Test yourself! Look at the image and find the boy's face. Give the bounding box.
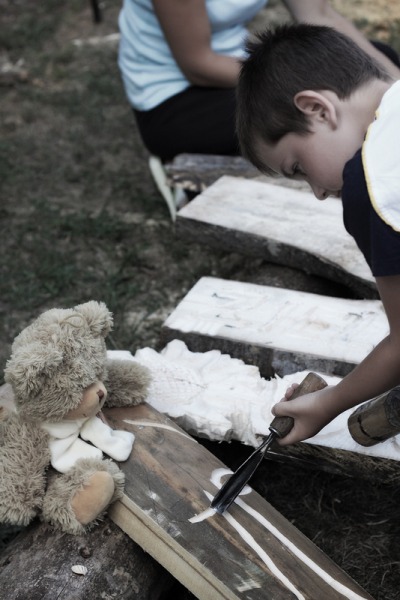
[255,89,364,200]
[256,124,359,200]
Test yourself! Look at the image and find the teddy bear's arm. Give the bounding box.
[104,359,151,408]
[0,414,50,526]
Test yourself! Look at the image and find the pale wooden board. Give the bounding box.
[176,176,376,298]
[160,276,387,378]
[106,403,374,600]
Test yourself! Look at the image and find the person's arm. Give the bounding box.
[272,274,400,445]
[152,0,241,87]
[283,0,400,80]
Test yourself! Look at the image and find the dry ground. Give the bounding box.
[1,1,400,599]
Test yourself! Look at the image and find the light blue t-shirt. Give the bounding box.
[118,0,267,111]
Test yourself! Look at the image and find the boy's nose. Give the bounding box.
[310,184,327,201]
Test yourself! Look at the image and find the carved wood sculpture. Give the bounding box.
[175,176,377,299]
[158,278,400,483]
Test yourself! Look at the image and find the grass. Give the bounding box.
[0,0,236,379]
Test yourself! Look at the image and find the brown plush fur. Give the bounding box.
[0,301,150,534]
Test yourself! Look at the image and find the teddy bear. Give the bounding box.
[0,300,150,534]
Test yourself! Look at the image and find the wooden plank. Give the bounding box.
[176,176,377,299]
[106,403,374,600]
[160,276,387,379]
[165,153,260,192]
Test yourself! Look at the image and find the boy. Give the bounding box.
[236,24,400,446]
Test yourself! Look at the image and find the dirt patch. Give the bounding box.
[1,2,400,599]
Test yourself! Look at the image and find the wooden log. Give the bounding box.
[263,438,400,484]
[348,387,400,446]
[105,403,374,600]
[0,517,175,600]
[160,276,387,379]
[165,153,260,192]
[176,176,377,299]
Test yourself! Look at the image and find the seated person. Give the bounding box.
[118,0,400,162]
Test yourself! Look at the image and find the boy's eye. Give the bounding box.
[292,163,305,178]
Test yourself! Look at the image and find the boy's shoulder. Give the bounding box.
[341,82,400,278]
[342,147,400,277]
[362,80,400,233]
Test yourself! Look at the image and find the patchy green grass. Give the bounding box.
[0,0,234,376]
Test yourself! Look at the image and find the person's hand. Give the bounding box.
[282,382,299,400]
[271,385,338,446]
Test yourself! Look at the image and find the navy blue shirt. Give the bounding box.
[342,149,400,277]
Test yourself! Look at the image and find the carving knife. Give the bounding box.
[210,372,328,515]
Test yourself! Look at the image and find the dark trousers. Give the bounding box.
[134,86,239,162]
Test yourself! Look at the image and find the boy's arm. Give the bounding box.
[283,0,400,80]
[272,274,400,445]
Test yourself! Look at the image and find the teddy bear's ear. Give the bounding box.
[4,342,63,399]
[74,301,113,337]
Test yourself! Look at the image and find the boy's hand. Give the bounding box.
[271,385,338,445]
[283,382,299,400]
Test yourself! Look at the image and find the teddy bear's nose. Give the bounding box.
[97,388,105,400]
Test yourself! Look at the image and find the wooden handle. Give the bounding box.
[269,372,328,438]
[348,387,400,446]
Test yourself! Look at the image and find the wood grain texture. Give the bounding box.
[160,276,387,378]
[176,177,377,299]
[106,403,374,600]
[0,518,174,600]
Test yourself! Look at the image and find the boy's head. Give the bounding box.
[237,24,390,198]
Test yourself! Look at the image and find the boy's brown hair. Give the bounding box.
[236,24,389,174]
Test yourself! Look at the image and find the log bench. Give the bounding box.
[0,516,176,600]
[175,176,376,299]
[165,153,260,194]
[0,398,375,600]
[160,276,386,380]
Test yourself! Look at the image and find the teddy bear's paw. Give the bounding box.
[71,471,115,526]
[105,359,151,407]
[0,405,10,422]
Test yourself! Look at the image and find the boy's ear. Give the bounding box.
[294,90,337,128]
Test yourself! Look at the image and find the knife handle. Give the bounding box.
[348,386,400,446]
[269,372,328,438]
